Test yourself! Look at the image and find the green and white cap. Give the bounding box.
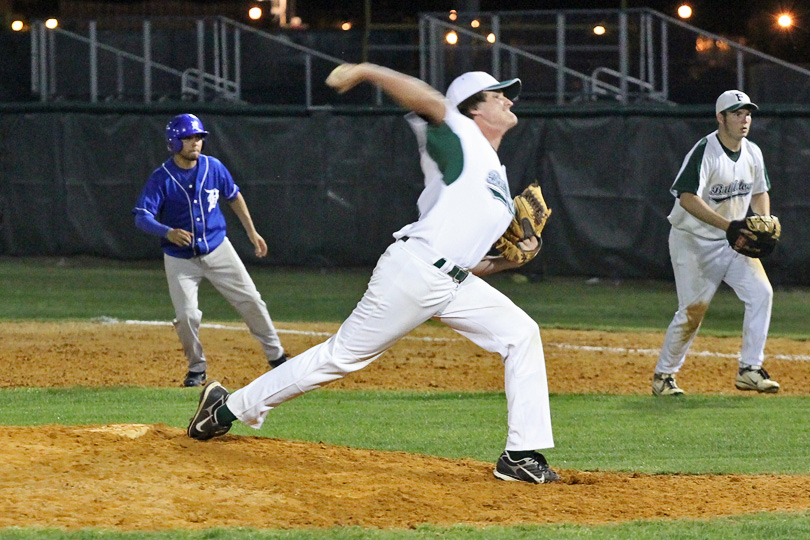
[446,72,521,108]
[715,90,758,114]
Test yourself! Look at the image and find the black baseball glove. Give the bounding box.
[725,215,781,258]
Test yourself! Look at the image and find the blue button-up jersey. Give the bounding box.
[133,155,240,258]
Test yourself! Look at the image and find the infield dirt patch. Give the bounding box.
[1,321,809,530]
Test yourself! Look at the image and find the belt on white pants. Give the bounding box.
[398,236,469,283]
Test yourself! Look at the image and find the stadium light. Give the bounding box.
[778,13,794,29]
[593,24,606,36]
[486,33,496,43]
[446,31,458,45]
[677,4,693,19]
[11,20,24,31]
[45,18,58,29]
[248,7,262,20]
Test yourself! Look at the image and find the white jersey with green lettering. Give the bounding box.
[656,129,774,375]
[667,130,770,240]
[394,106,514,269]
[225,102,555,453]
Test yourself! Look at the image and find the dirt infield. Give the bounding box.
[2,320,810,530]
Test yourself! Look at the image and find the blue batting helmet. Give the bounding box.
[165,113,209,153]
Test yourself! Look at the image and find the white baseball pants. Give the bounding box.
[164,237,284,373]
[656,227,773,374]
[226,238,555,451]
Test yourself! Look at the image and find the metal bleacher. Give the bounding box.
[28,8,810,107]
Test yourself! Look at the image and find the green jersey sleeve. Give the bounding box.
[426,122,465,186]
[670,137,708,196]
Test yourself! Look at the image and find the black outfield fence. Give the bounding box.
[1,102,807,284]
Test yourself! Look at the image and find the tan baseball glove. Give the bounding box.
[494,183,552,265]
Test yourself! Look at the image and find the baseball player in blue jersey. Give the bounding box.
[133,113,287,387]
[186,64,560,484]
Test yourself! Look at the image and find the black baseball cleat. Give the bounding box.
[494,451,560,484]
[187,381,232,440]
[268,353,288,369]
[183,370,206,387]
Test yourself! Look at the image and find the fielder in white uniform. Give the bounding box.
[652,90,779,396]
[133,114,287,387]
[187,64,560,484]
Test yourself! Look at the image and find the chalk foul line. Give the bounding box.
[103,318,810,362]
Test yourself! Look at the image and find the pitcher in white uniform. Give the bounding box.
[652,90,779,396]
[187,63,560,484]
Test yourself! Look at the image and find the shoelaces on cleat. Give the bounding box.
[743,367,770,380]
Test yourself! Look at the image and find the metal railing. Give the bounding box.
[32,20,185,103]
[181,68,242,103]
[419,12,668,105]
[420,8,810,105]
[219,17,345,106]
[29,16,346,106]
[28,9,810,107]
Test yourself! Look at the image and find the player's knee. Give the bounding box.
[502,319,544,374]
[174,309,202,327]
[750,280,773,308]
[675,301,708,331]
[510,313,542,351]
[762,280,773,299]
[323,340,375,375]
[232,297,266,315]
[516,311,540,337]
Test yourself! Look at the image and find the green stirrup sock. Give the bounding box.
[215,404,237,425]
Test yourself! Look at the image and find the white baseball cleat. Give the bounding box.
[735,366,780,393]
[652,373,685,396]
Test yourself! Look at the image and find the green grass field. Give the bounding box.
[2,256,809,338]
[3,516,810,540]
[2,257,809,539]
[2,388,809,475]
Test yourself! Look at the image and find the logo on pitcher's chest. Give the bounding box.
[709,180,751,203]
[485,170,513,211]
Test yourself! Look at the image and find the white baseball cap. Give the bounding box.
[446,72,521,107]
[715,90,758,114]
